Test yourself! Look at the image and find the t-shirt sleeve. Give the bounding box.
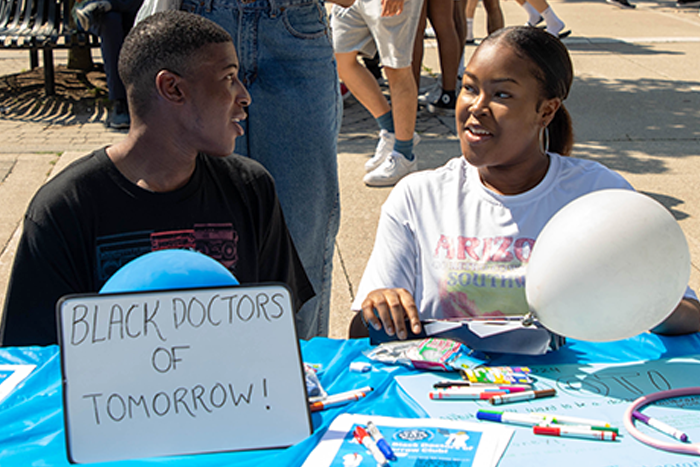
[352,184,419,311]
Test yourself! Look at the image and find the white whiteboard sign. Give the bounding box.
[57,284,311,464]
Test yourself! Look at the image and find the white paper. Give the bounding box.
[466,321,528,338]
[424,321,463,335]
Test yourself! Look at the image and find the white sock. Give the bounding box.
[542,7,565,35]
[522,2,542,26]
[466,18,474,42]
[458,52,465,79]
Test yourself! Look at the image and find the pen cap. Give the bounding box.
[476,411,502,423]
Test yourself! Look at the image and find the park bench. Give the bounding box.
[0,0,99,95]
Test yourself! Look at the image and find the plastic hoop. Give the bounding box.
[623,387,700,456]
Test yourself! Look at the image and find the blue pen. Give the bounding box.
[367,421,396,460]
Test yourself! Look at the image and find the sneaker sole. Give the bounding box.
[363,174,411,187]
[605,0,635,8]
[109,122,130,130]
[676,0,700,6]
[363,165,417,187]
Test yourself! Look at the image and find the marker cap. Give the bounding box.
[534,426,559,436]
[476,411,502,423]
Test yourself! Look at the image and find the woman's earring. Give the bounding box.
[540,126,550,154]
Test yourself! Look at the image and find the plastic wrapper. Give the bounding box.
[304,363,327,401]
[363,337,489,371]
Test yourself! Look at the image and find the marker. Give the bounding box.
[477,410,619,433]
[632,410,689,442]
[433,381,532,389]
[433,383,529,393]
[529,412,612,428]
[309,386,373,412]
[435,387,510,394]
[477,409,548,427]
[353,426,388,465]
[534,426,617,441]
[367,421,396,460]
[430,390,508,400]
[489,388,556,405]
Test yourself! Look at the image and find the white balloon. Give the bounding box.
[526,189,690,342]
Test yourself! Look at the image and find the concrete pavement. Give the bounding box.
[0,0,699,339]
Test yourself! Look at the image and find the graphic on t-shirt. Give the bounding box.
[434,235,534,318]
[96,223,240,285]
[96,231,153,282]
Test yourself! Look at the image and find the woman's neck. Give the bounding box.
[478,152,551,196]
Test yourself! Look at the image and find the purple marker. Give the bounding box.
[632,410,689,443]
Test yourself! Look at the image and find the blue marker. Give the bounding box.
[367,421,396,460]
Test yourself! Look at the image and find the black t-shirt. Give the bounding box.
[0,149,314,346]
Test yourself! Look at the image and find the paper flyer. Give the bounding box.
[302,413,513,467]
[0,364,35,404]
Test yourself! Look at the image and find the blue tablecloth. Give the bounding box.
[1,334,699,466]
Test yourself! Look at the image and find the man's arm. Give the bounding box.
[252,172,314,313]
[651,298,700,335]
[1,215,89,347]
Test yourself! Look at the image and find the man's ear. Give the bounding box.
[155,70,186,104]
[540,97,562,128]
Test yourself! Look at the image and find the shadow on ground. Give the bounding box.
[0,65,110,125]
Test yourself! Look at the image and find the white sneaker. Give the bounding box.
[365,129,395,173]
[365,131,421,173]
[418,80,442,106]
[363,150,417,187]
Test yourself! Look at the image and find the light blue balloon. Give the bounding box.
[100,249,239,294]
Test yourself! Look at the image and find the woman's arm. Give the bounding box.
[651,298,700,335]
[361,288,422,340]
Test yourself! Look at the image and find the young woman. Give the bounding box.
[351,26,700,340]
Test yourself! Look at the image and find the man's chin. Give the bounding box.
[206,142,237,157]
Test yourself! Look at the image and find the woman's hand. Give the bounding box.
[380,0,404,16]
[326,0,356,7]
[361,288,422,340]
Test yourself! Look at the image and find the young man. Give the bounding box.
[0,11,313,347]
[332,0,424,187]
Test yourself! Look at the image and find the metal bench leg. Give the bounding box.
[30,49,39,69]
[42,47,55,96]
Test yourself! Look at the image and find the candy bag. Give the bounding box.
[363,338,488,371]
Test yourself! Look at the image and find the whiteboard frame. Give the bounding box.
[57,283,312,464]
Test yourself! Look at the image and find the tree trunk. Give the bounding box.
[68,47,94,71]
[66,0,95,71]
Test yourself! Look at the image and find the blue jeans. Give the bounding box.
[182,0,342,339]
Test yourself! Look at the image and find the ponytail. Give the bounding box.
[548,104,573,156]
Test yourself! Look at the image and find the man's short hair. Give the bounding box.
[118,11,233,116]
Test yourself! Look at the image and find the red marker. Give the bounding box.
[353,426,388,465]
[534,426,617,441]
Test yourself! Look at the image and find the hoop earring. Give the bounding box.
[540,126,550,155]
